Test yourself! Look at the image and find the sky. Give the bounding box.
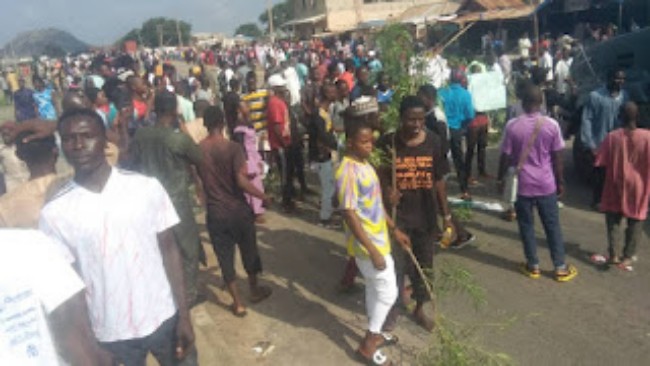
[0,0,283,47]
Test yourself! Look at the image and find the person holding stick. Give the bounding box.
[336,117,410,366]
[377,96,454,331]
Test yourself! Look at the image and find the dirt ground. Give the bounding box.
[1,98,649,365]
[183,140,650,366]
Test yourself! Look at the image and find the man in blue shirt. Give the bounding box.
[581,69,627,208]
[439,69,475,200]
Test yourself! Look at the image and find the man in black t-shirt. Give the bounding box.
[378,96,474,332]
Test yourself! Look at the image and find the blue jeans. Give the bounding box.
[514,194,566,269]
[100,314,198,366]
[316,160,335,221]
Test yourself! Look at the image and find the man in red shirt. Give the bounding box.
[266,74,294,211]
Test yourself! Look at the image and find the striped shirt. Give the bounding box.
[242,89,269,132]
[336,156,390,258]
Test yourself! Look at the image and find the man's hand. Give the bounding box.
[557,183,565,198]
[393,228,411,250]
[370,250,386,271]
[2,119,57,143]
[175,315,195,360]
[388,188,402,208]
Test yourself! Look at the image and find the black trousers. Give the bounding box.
[592,166,606,206]
[465,124,488,177]
[206,213,262,284]
[393,229,435,303]
[272,148,292,205]
[286,143,307,196]
[450,128,468,193]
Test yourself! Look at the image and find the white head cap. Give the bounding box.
[268,74,287,88]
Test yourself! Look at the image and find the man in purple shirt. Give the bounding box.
[497,85,577,282]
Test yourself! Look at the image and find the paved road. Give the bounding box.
[185,142,650,366]
[1,100,648,365]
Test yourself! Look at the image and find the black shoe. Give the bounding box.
[450,234,476,249]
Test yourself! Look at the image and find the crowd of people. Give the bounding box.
[1,29,649,366]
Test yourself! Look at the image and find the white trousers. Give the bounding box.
[355,255,398,333]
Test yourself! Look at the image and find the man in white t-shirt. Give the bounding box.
[39,109,197,366]
[539,46,554,82]
[554,48,573,97]
[0,229,111,366]
[518,33,532,59]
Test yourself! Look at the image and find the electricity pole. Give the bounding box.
[267,0,275,42]
[157,24,164,48]
[176,20,183,47]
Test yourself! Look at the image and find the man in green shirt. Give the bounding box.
[128,91,203,306]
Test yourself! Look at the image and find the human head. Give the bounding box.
[399,95,426,137]
[127,75,147,95]
[245,71,257,92]
[356,66,370,85]
[15,131,58,170]
[203,105,226,132]
[450,68,464,84]
[268,74,287,96]
[417,84,438,111]
[621,101,638,128]
[321,82,337,103]
[521,85,543,113]
[86,87,108,107]
[194,99,210,119]
[154,91,178,117]
[344,59,355,73]
[62,90,92,111]
[98,63,112,78]
[32,76,45,91]
[345,120,373,160]
[57,109,107,175]
[607,69,625,93]
[335,79,349,99]
[229,78,241,93]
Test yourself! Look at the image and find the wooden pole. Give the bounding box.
[436,22,475,54]
[534,1,540,60]
[176,20,183,48]
[267,0,275,42]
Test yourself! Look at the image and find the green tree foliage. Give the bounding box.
[258,1,294,30]
[234,23,264,38]
[120,17,191,47]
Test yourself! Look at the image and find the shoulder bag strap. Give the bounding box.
[516,117,545,173]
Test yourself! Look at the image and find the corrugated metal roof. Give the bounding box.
[450,4,536,23]
[398,1,462,24]
[472,0,528,10]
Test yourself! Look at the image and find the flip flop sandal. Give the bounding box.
[377,333,399,348]
[589,254,608,265]
[230,304,248,318]
[356,349,393,366]
[616,262,634,272]
[519,263,541,279]
[555,265,578,282]
[250,286,272,304]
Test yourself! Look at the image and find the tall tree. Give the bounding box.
[119,17,191,47]
[234,23,263,38]
[259,1,294,31]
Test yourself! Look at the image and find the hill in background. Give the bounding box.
[1,28,89,58]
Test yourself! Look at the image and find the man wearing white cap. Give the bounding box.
[266,74,294,211]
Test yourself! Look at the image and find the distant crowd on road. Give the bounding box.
[1,27,649,366]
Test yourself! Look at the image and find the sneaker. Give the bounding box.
[520,263,541,279]
[554,264,578,282]
[449,234,476,249]
[318,220,341,229]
